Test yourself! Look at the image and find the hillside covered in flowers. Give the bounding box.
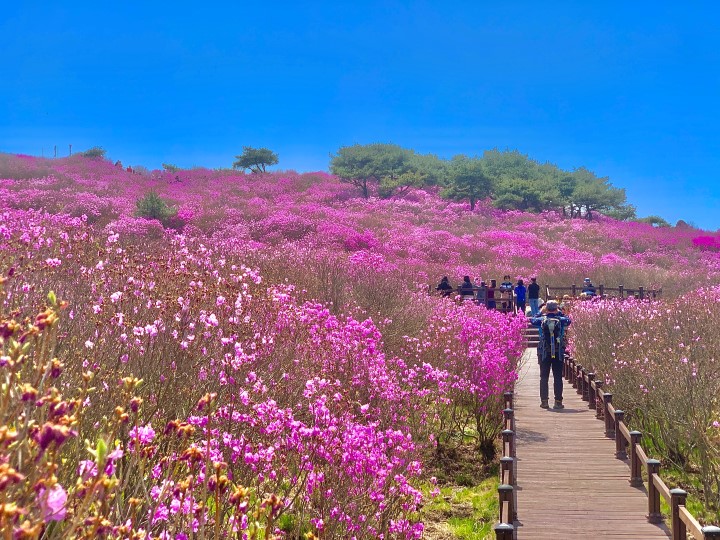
[2,153,719,296]
[1,152,719,538]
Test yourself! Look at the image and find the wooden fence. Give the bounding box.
[494,391,517,539]
[546,284,662,300]
[435,286,518,313]
[563,356,720,540]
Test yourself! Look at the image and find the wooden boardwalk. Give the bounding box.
[513,349,671,539]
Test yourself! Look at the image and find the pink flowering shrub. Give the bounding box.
[569,295,720,511]
[0,207,523,538]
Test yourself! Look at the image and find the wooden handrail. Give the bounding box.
[563,354,720,537]
[679,506,705,540]
[546,283,662,300]
[653,473,672,504]
[619,421,632,444]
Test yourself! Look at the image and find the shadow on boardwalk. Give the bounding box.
[513,349,671,539]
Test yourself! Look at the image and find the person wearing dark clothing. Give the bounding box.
[528,277,541,316]
[499,276,513,292]
[486,279,497,309]
[436,276,453,297]
[460,275,474,301]
[581,277,597,297]
[515,279,527,315]
[530,300,571,409]
[436,276,454,297]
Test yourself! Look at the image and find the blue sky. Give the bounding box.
[2,2,719,228]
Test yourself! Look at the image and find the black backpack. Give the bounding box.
[540,316,562,360]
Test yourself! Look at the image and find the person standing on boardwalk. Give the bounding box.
[528,277,541,315]
[530,300,571,409]
[515,279,527,315]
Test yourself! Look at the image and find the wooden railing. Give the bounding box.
[546,284,662,300]
[563,356,720,540]
[436,286,517,313]
[494,391,517,539]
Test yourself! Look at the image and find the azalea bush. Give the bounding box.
[0,207,523,538]
[569,296,720,512]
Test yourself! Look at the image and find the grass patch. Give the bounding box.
[658,467,720,525]
[420,478,498,540]
[418,442,500,540]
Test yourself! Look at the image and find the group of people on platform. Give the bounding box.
[436,275,543,315]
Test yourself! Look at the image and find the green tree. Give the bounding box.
[80,146,106,159]
[570,168,628,219]
[440,155,492,210]
[480,149,561,212]
[604,203,637,221]
[330,143,420,198]
[378,151,447,197]
[233,147,279,173]
[162,163,180,173]
[636,215,671,227]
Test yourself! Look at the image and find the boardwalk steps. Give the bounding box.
[521,323,539,347]
[509,349,672,539]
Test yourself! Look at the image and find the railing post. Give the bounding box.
[670,488,687,540]
[595,381,603,418]
[614,410,627,459]
[603,393,614,437]
[503,408,514,433]
[498,484,514,525]
[577,366,585,396]
[599,284,605,297]
[571,362,578,388]
[500,456,515,487]
[647,459,662,523]
[571,284,577,296]
[587,373,596,409]
[702,526,720,538]
[582,369,590,401]
[503,392,514,410]
[618,284,624,298]
[493,523,514,540]
[630,431,643,487]
[502,429,515,459]
[639,286,645,300]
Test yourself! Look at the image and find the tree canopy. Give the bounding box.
[329,143,649,222]
[330,143,444,198]
[440,155,491,210]
[233,147,279,173]
[80,146,107,159]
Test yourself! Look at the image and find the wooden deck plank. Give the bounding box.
[513,349,670,539]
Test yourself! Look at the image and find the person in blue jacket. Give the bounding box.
[514,279,527,315]
[530,300,571,409]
